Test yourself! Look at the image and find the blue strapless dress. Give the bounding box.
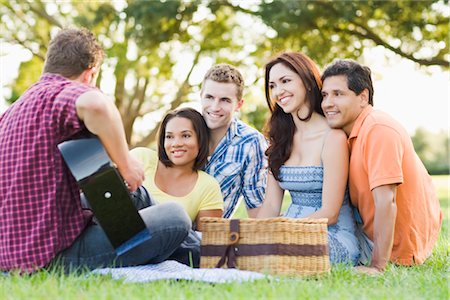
[280,166,360,265]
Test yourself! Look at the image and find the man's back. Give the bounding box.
[0,74,93,271]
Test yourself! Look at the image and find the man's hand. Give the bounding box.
[76,90,145,192]
[117,155,144,192]
[354,265,383,275]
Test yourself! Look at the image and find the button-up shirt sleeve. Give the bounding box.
[205,119,268,218]
[241,133,268,210]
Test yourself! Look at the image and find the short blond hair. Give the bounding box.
[202,63,244,100]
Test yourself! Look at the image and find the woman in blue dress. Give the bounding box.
[257,52,359,265]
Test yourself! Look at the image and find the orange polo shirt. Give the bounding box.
[348,106,442,265]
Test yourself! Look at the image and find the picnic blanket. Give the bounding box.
[90,260,268,283]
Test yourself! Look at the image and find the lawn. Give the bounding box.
[1,176,448,300]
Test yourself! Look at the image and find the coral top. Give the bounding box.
[348,106,442,265]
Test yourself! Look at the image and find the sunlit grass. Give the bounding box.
[0,176,448,300]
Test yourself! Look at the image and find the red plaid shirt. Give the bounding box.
[0,73,94,272]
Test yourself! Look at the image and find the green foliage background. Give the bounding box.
[1,0,448,173]
[412,128,449,174]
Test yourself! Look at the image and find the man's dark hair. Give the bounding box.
[158,107,210,171]
[43,28,104,78]
[321,59,374,105]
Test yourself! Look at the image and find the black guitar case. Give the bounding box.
[58,137,151,256]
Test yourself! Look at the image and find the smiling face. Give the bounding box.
[164,116,200,168]
[321,75,368,135]
[200,79,243,137]
[268,62,308,116]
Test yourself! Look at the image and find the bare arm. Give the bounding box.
[76,90,144,191]
[256,172,285,218]
[308,130,349,224]
[247,207,261,218]
[195,209,223,231]
[370,184,397,271]
[355,184,397,275]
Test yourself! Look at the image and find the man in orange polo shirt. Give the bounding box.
[320,59,442,274]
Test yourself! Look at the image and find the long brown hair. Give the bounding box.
[264,52,323,180]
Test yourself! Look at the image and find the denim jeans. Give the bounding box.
[51,187,191,272]
[353,206,374,265]
[130,186,202,268]
[130,186,201,268]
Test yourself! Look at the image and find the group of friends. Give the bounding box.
[0,28,442,275]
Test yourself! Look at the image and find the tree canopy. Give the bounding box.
[252,0,448,67]
[1,0,448,146]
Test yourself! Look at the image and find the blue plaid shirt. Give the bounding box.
[204,118,268,218]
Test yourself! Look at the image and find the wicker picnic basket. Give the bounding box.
[199,217,330,276]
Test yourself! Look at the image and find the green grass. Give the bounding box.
[1,176,448,300]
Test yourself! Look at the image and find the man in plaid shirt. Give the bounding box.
[0,28,190,272]
[200,64,268,218]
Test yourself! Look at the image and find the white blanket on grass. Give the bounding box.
[91,260,268,283]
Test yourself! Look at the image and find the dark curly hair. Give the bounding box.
[264,52,323,180]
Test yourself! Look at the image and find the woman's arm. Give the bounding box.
[308,129,349,224]
[195,209,223,231]
[256,172,285,218]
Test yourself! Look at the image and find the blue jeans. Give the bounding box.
[130,186,201,268]
[51,187,191,272]
[353,207,374,265]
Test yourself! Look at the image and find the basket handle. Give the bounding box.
[215,219,240,268]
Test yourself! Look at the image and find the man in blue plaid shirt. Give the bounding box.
[200,64,268,218]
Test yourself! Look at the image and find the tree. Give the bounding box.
[1,0,448,147]
[1,0,263,146]
[411,127,430,161]
[1,0,55,101]
[238,0,449,67]
[427,130,450,175]
[412,127,450,175]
